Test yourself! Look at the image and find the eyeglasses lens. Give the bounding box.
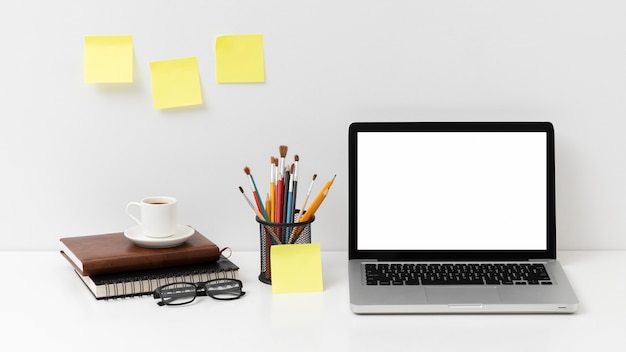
[205,280,243,300]
[158,283,197,305]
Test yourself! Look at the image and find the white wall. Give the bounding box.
[2,1,625,251]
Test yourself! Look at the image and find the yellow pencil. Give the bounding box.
[265,193,271,224]
[289,175,335,243]
[269,157,276,222]
[299,189,328,223]
[300,174,335,221]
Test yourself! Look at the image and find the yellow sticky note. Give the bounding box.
[215,34,265,83]
[149,57,203,109]
[84,35,133,83]
[270,243,323,294]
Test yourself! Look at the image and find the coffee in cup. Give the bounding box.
[126,196,177,238]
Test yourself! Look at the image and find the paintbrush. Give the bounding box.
[283,163,291,221]
[289,174,335,243]
[238,186,281,244]
[290,154,299,223]
[300,174,334,223]
[297,173,317,221]
[278,145,288,178]
[286,164,295,223]
[275,145,288,224]
[244,166,269,221]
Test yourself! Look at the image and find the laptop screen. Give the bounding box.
[348,122,556,261]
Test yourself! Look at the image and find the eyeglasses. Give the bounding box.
[153,279,245,306]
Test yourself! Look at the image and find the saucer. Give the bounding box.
[124,225,195,248]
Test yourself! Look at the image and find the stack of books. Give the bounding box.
[60,229,239,299]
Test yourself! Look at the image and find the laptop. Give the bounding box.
[348,121,579,314]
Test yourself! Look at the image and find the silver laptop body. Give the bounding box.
[348,121,578,314]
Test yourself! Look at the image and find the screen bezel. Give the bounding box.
[348,121,557,261]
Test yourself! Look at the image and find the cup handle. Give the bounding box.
[126,202,142,226]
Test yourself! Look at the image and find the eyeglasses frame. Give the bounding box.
[154,278,246,306]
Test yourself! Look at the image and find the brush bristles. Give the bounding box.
[244,166,251,175]
[294,154,299,162]
[313,174,317,180]
[279,145,288,157]
[239,186,245,193]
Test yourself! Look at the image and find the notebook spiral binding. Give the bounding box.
[80,257,240,300]
[101,269,238,300]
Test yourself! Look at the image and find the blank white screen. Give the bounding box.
[357,132,547,250]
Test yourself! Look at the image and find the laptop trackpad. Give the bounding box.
[426,287,501,304]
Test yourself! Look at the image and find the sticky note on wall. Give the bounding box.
[149,57,203,109]
[270,243,323,294]
[215,34,265,83]
[84,35,133,83]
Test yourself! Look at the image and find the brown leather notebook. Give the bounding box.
[60,230,221,276]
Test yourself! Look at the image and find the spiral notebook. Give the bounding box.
[75,256,239,299]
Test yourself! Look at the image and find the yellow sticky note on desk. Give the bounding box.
[215,34,265,83]
[270,243,323,294]
[84,35,133,83]
[149,57,203,109]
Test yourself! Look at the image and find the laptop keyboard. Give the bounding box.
[364,262,553,286]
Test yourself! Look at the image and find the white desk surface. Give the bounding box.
[2,250,624,351]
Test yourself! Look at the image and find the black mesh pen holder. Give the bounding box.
[256,211,314,284]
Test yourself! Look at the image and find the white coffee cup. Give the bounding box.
[126,196,177,238]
